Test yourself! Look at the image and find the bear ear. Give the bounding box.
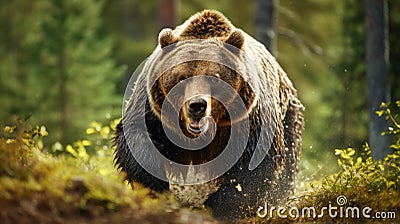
[225,29,245,50]
[158,28,178,48]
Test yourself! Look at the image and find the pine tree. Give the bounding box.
[0,1,41,121]
[16,0,123,143]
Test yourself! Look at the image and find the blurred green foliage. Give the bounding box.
[0,0,124,144]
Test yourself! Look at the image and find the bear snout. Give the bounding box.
[184,97,211,135]
[187,98,207,117]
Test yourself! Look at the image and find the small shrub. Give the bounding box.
[293,101,400,222]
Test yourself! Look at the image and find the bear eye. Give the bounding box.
[210,73,220,84]
[177,76,186,83]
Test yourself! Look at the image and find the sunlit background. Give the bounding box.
[1,0,399,179]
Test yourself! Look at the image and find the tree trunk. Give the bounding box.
[157,0,178,31]
[57,0,68,143]
[365,0,391,160]
[254,0,278,55]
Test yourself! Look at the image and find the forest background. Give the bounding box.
[1,0,399,178]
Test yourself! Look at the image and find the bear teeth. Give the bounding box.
[187,117,209,134]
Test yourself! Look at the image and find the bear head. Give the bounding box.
[147,28,258,138]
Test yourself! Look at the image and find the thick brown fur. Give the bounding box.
[176,10,233,39]
[114,10,304,220]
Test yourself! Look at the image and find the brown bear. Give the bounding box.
[114,10,303,220]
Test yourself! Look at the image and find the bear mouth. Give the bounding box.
[187,116,210,135]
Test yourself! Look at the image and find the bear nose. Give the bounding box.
[188,98,207,116]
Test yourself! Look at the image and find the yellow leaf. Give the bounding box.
[101,126,110,135]
[90,121,102,127]
[82,140,91,146]
[66,145,78,157]
[39,126,48,136]
[6,139,15,144]
[86,128,96,134]
[4,126,16,134]
[110,118,121,130]
[375,110,384,117]
[386,181,395,188]
[77,147,89,161]
[52,142,63,152]
[347,148,355,156]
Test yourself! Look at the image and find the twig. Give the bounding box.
[278,27,324,56]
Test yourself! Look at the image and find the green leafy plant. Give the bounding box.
[293,101,400,222]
